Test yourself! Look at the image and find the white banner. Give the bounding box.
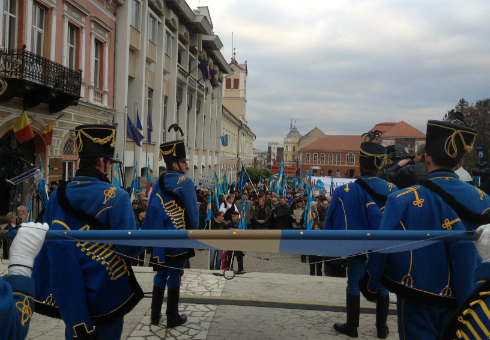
[310,176,356,196]
[198,175,215,191]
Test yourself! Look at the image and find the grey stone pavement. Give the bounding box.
[1,251,400,340]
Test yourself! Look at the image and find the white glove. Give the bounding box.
[8,222,49,277]
[474,224,490,264]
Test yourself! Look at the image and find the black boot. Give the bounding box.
[166,287,187,328]
[151,285,165,325]
[333,293,360,338]
[376,295,390,339]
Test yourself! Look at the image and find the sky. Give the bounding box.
[188,0,490,151]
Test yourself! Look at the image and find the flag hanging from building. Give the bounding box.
[213,70,218,88]
[13,111,34,144]
[130,162,138,201]
[127,115,145,147]
[209,70,216,89]
[220,135,229,147]
[198,60,210,82]
[136,111,143,133]
[38,155,48,208]
[42,114,64,146]
[146,158,152,197]
[148,112,153,144]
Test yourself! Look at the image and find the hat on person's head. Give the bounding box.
[141,197,149,201]
[426,114,477,162]
[51,181,58,186]
[132,200,138,205]
[359,130,387,170]
[74,124,120,163]
[159,124,189,164]
[231,211,240,216]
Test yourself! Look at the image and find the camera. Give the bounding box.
[472,163,490,177]
[386,145,415,163]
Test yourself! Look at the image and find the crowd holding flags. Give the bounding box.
[273,161,285,196]
[238,163,249,195]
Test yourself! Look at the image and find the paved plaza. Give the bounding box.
[1,251,399,340]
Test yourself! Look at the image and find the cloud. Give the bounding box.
[190,0,490,150]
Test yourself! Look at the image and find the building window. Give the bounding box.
[313,153,318,162]
[336,170,340,178]
[147,89,153,132]
[234,78,239,89]
[346,152,355,163]
[67,24,77,70]
[131,0,139,29]
[313,169,317,176]
[320,154,325,162]
[320,169,324,176]
[148,16,156,43]
[32,4,45,56]
[293,146,296,152]
[177,51,182,65]
[226,78,231,89]
[292,155,296,161]
[328,154,333,163]
[336,154,341,163]
[306,153,310,162]
[93,40,101,88]
[3,0,17,50]
[165,33,171,56]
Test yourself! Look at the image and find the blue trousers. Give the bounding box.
[396,297,454,340]
[65,318,123,340]
[153,260,185,289]
[347,257,388,296]
[209,249,223,270]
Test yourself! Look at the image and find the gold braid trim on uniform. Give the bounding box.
[360,148,387,169]
[388,182,395,191]
[157,193,186,230]
[426,122,476,158]
[103,187,117,204]
[75,242,129,280]
[397,187,424,208]
[74,127,116,153]
[14,293,33,326]
[159,143,177,160]
[476,187,486,201]
[442,218,461,230]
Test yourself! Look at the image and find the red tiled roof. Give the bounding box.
[302,136,364,151]
[373,121,425,138]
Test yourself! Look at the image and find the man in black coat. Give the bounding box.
[224,211,245,273]
[274,197,291,230]
[378,143,427,189]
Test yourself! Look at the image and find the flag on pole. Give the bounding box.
[13,111,34,144]
[113,162,123,188]
[136,111,143,133]
[258,177,262,192]
[26,196,33,222]
[274,161,285,196]
[214,171,223,198]
[220,135,229,147]
[209,70,216,89]
[212,180,220,210]
[38,155,48,208]
[148,112,153,144]
[204,189,214,226]
[127,115,145,147]
[42,114,64,146]
[198,60,210,81]
[146,158,152,197]
[239,163,249,196]
[129,162,138,201]
[238,198,247,230]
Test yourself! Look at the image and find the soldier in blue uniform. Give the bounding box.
[142,124,198,328]
[1,222,48,340]
[325,130,397,339]
[440,224,490,340]
[32,124,146,340]
[360,119,490,340]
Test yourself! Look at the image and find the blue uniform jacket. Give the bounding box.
[440,262,490,340]
[32,176,145,338]
[142,170,198,268]
[361,172,489,309]
[0,275,34,340]
[325,176,398,231]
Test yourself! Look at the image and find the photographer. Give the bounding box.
[379,143,427,189]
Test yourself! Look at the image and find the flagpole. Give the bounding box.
[122,106,127,188]
[247,177,258,195]
[146,110,148,193]
[134,103,138,190]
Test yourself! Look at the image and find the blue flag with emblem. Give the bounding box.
[113,155,123,188]
[258,177,262,192]
[147,112,153,144]
[239,163,249,196]
[38,155,48,208]
[220,135,229,147]
[136,110,143,133]
[204,189,214,227]
[304,180,315,230]
[212,180,220,211]
[238,197,247,230]
[315,179,325,193]
[129,162,138,201]
[214,171,223,198]
[127,115,144,147]
[274,161,284,196]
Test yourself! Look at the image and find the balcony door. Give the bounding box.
[32,4,45,56]
[3,0,17,50]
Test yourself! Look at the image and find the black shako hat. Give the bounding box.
[359,130,387,170]
[74,124,120,163]
[160,124,189,164]
[426,120,477,162]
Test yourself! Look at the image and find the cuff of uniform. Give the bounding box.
[2,274,35,297]
[474,262,490,284]
[359,271,380,302]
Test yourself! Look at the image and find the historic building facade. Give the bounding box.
[0,0,119,216]
[113,1,232,186]
[284,121,300,167]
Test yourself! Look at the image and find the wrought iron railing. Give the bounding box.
[177,64,188,78]
[0,45,82,97]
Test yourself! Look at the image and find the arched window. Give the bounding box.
[336,154,341,163]
[328,154,333,163]
[313,153,318,162]
[346,152,355,163]
[320,154,325,162]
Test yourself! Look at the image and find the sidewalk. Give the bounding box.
[0,259,399,340]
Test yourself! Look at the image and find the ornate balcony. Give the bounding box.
[0,45,82,113]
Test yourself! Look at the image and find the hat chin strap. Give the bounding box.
[177,162,185,174]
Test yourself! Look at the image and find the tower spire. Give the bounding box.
[290,119,293,130]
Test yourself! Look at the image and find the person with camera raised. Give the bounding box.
[379,143,427,189]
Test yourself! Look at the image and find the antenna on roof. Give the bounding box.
[231,32,234,61]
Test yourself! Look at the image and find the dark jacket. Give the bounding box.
[253,205,272,227]
[379,158,427,189]
[317,206,328,224]
[274,203,291,230]
[210,219,226,230]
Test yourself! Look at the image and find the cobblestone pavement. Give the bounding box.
[1,251,400,340]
